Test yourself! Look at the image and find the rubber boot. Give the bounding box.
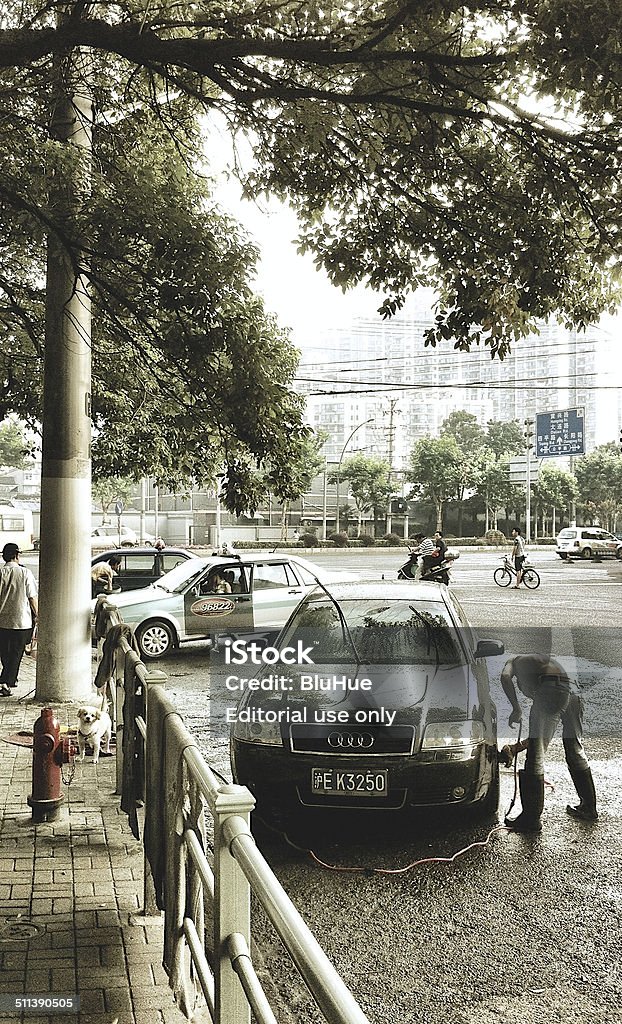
[505,770,544,833]
[566,766,598,822]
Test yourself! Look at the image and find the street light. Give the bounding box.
[335,419,374,534]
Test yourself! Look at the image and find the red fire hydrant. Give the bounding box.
[27,708,75,823]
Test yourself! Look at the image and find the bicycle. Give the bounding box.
[493,555,540,589]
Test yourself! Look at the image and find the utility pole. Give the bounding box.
[524,418,534,544]
[384,399,400,534]
[36,45,93,701]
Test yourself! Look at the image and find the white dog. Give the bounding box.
[76,705,112,764]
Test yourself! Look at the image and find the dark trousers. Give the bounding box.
[0,627,32,687]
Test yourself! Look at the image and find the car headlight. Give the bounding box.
[230,702,284,746]
[421,720,484,750]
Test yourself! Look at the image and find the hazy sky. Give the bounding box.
[210,124,386,351]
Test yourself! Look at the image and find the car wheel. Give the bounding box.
[136,620,175,658]
[121,541,134,547]
[581,547,592,560]
[617,549,622,561]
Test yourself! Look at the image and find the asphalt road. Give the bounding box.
[158,547,622,1024]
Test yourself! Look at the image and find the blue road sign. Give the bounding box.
[536,408,585,458]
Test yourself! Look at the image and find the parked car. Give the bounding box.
[91,525,155,549]
[555,526,622,560]
[229,580,504,828]
[94,551,357,659]
[91,547,198,591]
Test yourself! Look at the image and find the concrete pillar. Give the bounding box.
[36,69,93,702]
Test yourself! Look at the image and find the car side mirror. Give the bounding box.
[474,639,505,659]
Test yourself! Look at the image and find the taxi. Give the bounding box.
[95,549,355,658]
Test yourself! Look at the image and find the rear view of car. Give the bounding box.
[556,526,621,560]
[228,581,503,829]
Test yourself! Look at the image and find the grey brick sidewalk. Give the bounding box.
[0,658,192,1024]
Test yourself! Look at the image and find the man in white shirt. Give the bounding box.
[0,543,38,695]
[511,526,526,588]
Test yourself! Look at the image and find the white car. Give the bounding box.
[556,526,622,560]
[91,525,155,549]
[95,551,357,658]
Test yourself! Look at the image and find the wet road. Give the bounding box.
[158,548,621,1024]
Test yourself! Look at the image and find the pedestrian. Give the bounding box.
[433,530,447,561]
[510,525,526,588]
[0,543,38,696]
[154,537,165,551]
[501,653,598,832]
[292,529,300,543]
[91,555,123,598]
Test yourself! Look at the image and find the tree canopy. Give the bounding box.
[0,419,31,470]
[2,0,621,355]
[2,1,622,511]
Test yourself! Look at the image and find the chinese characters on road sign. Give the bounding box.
[536,408,585,458]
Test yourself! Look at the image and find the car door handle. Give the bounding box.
[288,588,303,594]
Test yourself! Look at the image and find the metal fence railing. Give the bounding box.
[93,597,372,1024]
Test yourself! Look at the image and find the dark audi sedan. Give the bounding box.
[229,581,504,827]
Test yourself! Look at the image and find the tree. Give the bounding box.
[484,421,525,460]
[328,455,392,537]
[440,412,485,535]
[532,466,578,537]
[92,477,136,524]
[473,453,522,533]
[1,2,622,361]
[0,102,312,513]
[278,430,327,540]
[573,445,622,531]
[0,419,31,470]
[407,437,463,533]
[472,421,527,531]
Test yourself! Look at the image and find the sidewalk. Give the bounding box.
[0,657,189,1024]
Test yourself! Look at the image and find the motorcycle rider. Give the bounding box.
[434,530,447,561]
[501,653,598,833]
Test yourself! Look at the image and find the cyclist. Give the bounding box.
[510,526,526,588]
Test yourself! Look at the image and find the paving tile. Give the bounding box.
[0,694,190,1024]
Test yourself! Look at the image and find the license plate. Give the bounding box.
[311,768,388,796]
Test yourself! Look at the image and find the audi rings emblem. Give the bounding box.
[327,731,374,749]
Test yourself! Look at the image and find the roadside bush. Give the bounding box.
[379,533,404,546]
[357,533,376,546]
[328,531,350,547]
[483,529,507,545]
[301,533,318,548]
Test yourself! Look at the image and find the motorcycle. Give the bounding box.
[397,548,459,586]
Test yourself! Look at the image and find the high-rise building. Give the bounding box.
[297,293,620,467]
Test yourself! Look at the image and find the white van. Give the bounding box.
[0,506,34,551]
[556,526,622,560]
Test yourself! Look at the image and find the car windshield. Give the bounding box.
[280,597,466,666]
[153,560,207,593]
